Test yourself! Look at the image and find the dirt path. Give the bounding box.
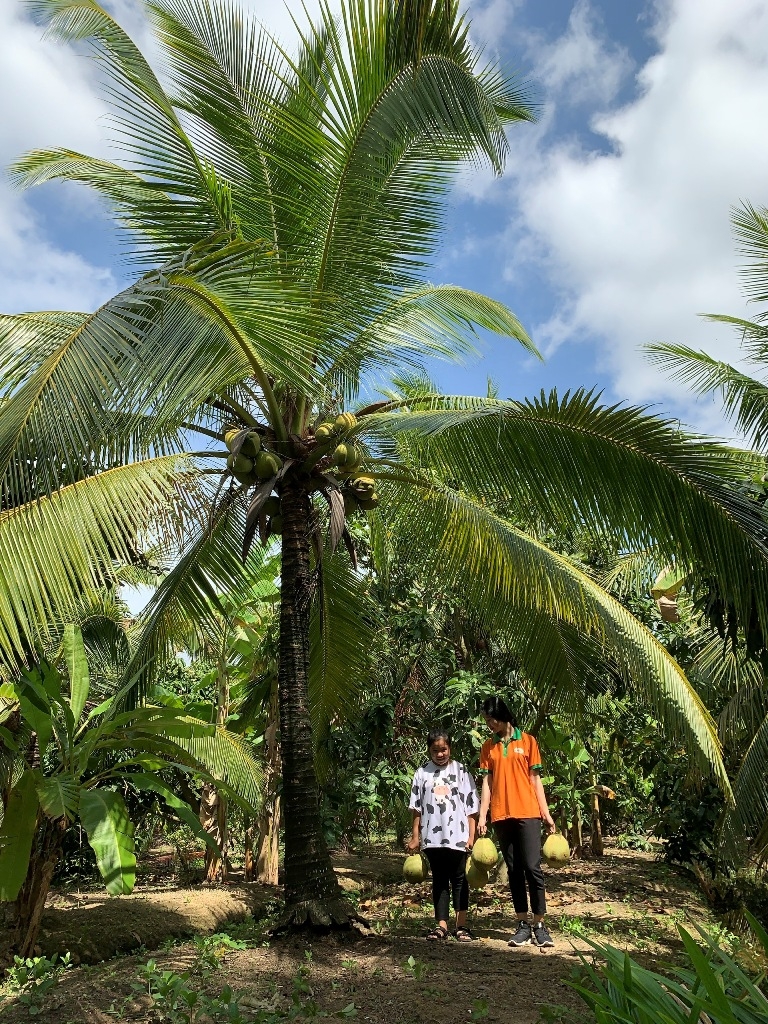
[0,844,720,1023]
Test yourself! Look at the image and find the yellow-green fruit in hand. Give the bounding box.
[402,853,429,883]
[224,428,241,452]
[227,453,253,475]
[270,514,283,535]
[542,833,570,868]
[334,412,357,433]
[471,837,498,869]
[255,452,281,479]
[263,496,281,518]
[241,431,261,457]
[465,861,489,889]
[358,492,379,510]
[315,423,334,441]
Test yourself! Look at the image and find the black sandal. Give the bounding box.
[425,925,448,941]
[454,927,475,942]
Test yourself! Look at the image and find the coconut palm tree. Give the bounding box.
[648,200,768,861]
[5,0,768,928]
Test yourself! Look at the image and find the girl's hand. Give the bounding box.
[405,836,420,853]
[477,820,487,837]
[543,813,556,835]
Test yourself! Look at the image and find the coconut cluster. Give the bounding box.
[313,413,380,513]
[224,429,282,485]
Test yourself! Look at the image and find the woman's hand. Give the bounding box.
[405,836,420,853]
[477,819,487,837]
[542,812,556,835]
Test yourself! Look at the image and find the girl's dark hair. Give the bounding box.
[427,727,451,749]
[482,696,518,727]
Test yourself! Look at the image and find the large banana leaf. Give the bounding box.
[79,788,136,895]
[0,769,40,901]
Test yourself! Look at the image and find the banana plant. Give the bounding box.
[0,625,261,958]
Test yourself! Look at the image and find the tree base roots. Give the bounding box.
[274,899,370,935]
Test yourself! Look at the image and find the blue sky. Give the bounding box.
[3,0,768,436]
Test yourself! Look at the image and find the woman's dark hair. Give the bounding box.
[482,696,518,727]
[427,727,451,749]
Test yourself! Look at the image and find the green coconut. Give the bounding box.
[263,496,281,518]
[471,837,498,869]
[269,515,283,536]
[241,431,262,457]
[227,453,253,475]
[465,861,489,889]
[224,428,241,452]
[402,854,429,883]
[343,491,360,516]
[254,452,281,479]
[542,833,570,868]
[350,475,375,494]
[357,492,379,510]
[334,412,357,433]
[315,422,334,441]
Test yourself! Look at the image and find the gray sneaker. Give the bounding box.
[533,921,554,947]
[508,920,532,947]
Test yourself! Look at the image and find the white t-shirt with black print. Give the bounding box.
[408,759,479,851]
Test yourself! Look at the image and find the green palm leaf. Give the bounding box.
[0,457,192,671]
[382,477,730,792]
[363,390,768,629]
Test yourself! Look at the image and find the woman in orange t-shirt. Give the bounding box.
[477,696,556,948]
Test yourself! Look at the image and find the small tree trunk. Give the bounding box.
[11,817,64,958]
[255,700,282,885]
[276,475,353,929]
[201,656,230,882]
[569,792,583,852]
[590,769,604,857]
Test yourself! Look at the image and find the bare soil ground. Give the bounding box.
[0,841,720,1023]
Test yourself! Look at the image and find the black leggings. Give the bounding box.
[494,818,546,916]
[423,848,469,922]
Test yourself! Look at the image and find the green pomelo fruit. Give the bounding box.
[542,833,570,867]
[227,453,253,475]
[402,854,429,883]
[255,452,280,479]
[263,496,281,518]
[241,431,262,457]
[465,862,489,889]
[471,837,498,869]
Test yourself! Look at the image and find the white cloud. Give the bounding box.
[505,0,768,427]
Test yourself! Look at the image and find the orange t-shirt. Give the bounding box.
[479,731,542,822]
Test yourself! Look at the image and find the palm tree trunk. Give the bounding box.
[276,475,351,928]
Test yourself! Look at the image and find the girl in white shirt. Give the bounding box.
[406,728,479,941]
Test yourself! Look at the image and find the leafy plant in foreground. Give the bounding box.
[571,910,768,1023]
[2,953,72,1017]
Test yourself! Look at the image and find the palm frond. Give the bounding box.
[0,456,193,674]
[379,476,730,792]
[363,390,768,634]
